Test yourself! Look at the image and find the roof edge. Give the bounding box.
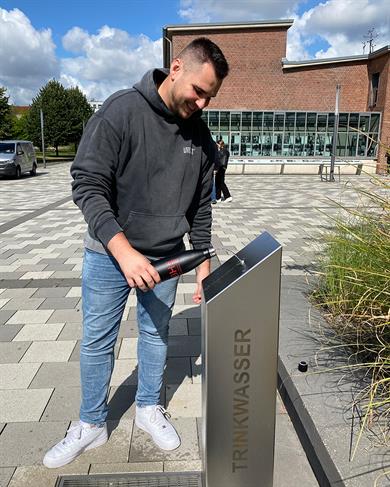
[283,45,390,69]
[164,19,294,35]
[282,54,368,69]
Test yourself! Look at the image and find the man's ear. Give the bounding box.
[170,58,183,80]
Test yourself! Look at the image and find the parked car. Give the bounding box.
[0,140,38,178]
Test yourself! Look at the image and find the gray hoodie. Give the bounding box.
[71,69,215,257]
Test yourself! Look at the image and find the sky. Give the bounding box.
[1,0,389,105]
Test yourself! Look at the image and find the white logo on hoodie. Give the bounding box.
[183,147,195,155]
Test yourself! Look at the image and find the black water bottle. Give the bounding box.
[152,248,216,281]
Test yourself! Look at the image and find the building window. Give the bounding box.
[370,73,380,107]
[206,110,380,159]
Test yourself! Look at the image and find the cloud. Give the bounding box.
[178,0,299,23]
[299,0,390,58]
[60,26,163,102]
[0,8,59,104]
[178,0,390,60]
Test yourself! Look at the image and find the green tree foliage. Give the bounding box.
[11,111,29,140]
[27,80,69,155]
[66,86,94,150]
[0,87,13,139]
[26,80,93,156]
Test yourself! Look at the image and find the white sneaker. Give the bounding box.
[43,421,108,468]
[216,198,222,203]
[135,405,180,450]
[224,196,233,202]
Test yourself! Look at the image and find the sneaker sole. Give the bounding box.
[43,431,108,469]
[135,418,180,451]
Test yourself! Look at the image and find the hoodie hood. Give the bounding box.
[133,68,202,122]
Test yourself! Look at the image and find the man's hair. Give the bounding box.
[178,37,229,80]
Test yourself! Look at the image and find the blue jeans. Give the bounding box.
[79,248,179,424]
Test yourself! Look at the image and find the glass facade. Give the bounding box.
[201,110,381,158]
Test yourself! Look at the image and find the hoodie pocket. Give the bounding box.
[123,211,190,253]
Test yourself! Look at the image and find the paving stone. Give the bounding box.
[110,359,138,386]
[169,318,188,336]
[172,305,200,319]
[0,389,53,422]
[30,361,80,389]
[107,385,137,421]
[0,363,41,389]
[57,321,82,340]
[70,419,133,465]
[0,421,69,467]
[187,318,201,336]
[39,297,80,310]
[0,467,15,487]
[68,339,81,361]
[20,340,76,362]
[190,356,202,383]
[6,309,53,325]
[32,287,71,298]
[7,463,89,487]
[65,287,81,297]
[47,308,82,323]
[41,386,81,421]
[90,461,164,473]
[167,336,200,357]
[0,297,10,309]
[118,320,138,338]
[118,338,137,359]
[2,297,45,311]
[164,460,202,471]
[0,310,15,325]
[13,323,64,341]
[166,383,201,417]
[0,341,30,363]
[164,357,192,385]
[273,413,318,487]
[130,418,199,462]
[0,324,23,343]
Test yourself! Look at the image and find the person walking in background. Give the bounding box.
[215,140,232,202]
[43,37,229,469]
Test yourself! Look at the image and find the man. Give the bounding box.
[43,37,229,468]
[215,140,232,202]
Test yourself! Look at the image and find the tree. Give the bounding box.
[26,80,94,155]
[26,80,70,156]
[66,86,94,150]
[11,111,29,140]
[0,87,13,139]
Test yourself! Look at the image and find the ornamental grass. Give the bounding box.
[314,173,389,457]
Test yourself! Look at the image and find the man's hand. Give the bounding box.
[193,258,211,304]
[107,232,160,291]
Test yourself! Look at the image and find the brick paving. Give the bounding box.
[0,163,379,486]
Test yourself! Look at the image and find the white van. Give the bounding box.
[0,140,38,178]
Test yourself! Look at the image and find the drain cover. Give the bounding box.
[55,472,202,487]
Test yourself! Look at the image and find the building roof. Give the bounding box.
[283,45,389,69]
[164,19,294,32]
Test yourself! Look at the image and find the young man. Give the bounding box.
[215,140,232,202]
[43,37,229,468]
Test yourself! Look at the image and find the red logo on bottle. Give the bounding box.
[167,259,182,278]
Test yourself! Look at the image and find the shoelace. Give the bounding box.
[150,405,171,429]
[61,423,83,445]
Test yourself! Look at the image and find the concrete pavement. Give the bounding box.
[1,162,376,486]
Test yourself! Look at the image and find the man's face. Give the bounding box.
[168,58,222,119]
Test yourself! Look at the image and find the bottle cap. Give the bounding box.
[208,247,216,258]
[298,361,308,373]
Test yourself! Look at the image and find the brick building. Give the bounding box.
[163,20,389,173]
